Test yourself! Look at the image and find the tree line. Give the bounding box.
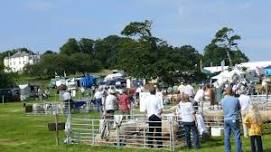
[0,20,249,87]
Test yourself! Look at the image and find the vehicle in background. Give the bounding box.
[0,87,20,102]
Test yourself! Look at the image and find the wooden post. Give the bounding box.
[55,113,59,145]
[2,95,4,104]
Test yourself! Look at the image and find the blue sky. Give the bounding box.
[0,0,270,61]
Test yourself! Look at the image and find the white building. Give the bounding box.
[3,51,40,72]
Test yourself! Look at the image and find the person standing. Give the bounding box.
[194,85,205,112]
[104,89,118,120]
[178,82,185,96]
[176,94,200,149]
[238,89,251,138]
[118,89,131,119]
[244,105,263,152]
[94,87,103,112]
[63,89,72,114]
[221,87,242,152]
[184,83,195,98]
[144,86,163,148]
[205,84,215,106]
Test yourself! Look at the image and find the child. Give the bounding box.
[244,104,263,152]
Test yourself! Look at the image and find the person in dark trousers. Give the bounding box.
[176,94,200,149]
[244,105,263,152]
[144,86,163,148]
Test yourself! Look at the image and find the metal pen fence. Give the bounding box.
[65,110,230,151]
[67,114,184,151]
[24,100,100,115]
[58,95,271,151]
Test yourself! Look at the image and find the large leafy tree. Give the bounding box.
[118,20,202,84]
[78,38,95,56]
[121,20,160,50]
[59,38,81,55]
[203,27,248,66]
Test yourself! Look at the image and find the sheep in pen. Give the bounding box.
[94,115,182,149]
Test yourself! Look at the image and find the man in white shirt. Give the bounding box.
[63,90,72,114]
[194,85,205,112]
[104,89,118,119]
[184,84,195,98]
[94,87,103,112]
[178,82,185,95]
[238,89,251,137]
[144,86,163,148]
[63,91,71,101]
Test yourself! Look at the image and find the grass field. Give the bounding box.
[1,102,271,152]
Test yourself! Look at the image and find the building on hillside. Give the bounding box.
[3,50,40,73]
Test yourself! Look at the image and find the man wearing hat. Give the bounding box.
[104,89,118,119]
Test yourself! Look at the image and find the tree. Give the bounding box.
[78,38,95,56]
[59,38,81,55]
[43,50,57,55]
[203,27,249,66]
[121,20,159,50]
[213,27,241,67]
[0,66,14,88]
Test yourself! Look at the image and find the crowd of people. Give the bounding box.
[62,80,264,151]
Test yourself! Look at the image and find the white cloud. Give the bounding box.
[25,0,53,11]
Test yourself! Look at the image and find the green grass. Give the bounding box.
[0,102,271,152]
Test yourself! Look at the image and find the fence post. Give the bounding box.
[169,118,172,151]
[2,95,4,104]
[143,119,146,148]
[92,119,95,144]
[169,116,175,152]
[54,113,59,145]
[116,125,120,147]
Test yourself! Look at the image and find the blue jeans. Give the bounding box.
[182,121,200,149]
[224,119,242,152]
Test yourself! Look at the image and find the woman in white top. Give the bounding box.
[176,94,200,149]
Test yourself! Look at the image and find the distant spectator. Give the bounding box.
[184,83,195,98]
[178,82,185,96]
[63,90,73,114]
[194,85,206,112]
[94,87,103,112]
[104,89,118,119]
[118,89,130,119]
[205,84,215,106]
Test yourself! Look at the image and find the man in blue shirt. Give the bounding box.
[221,87,242,152]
